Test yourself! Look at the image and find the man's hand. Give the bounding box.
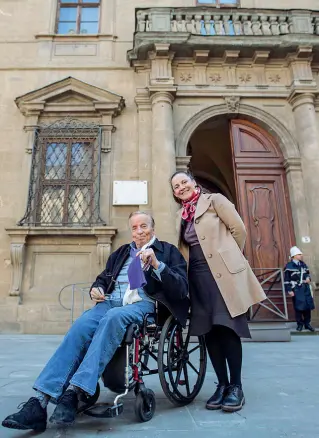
[90,287,105,303]
[305,278,311,284]
[136,248,160,270]
[288,291,294,297]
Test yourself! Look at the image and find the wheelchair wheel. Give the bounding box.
[78,382,101,413]
[134,389,156,422]
[158,315,207,406]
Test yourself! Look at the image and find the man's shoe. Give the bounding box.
[296,324,303,332]
[206,384,228,410]
[2,397,47,432]
[49,390,78,426]
[221,385,245,413]
[305,324,315,332]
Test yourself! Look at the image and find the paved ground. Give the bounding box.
[0,335,318,438]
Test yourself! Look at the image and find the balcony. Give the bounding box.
[128,8,319,62]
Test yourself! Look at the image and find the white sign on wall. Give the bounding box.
[113,181,148,205]
[301,236,311,243]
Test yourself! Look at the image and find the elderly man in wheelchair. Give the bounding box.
[2,211,196,433]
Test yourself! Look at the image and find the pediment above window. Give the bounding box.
[15,76,125,117]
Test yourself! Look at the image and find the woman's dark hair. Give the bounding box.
[170,170,197,204]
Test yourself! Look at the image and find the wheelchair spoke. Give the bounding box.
[187,360,199,375]
[174,361,184,386]
[183,363,191,396]
[158,316,208,406]
[188,344,200,355]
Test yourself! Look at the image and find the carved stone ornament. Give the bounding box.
[180,72,192,83]
[9,243,25,297]
[269,74,281,83]
[209,73,222,84]
[97,243,111,268]
[224,96,240,113]
[239,72,252,83]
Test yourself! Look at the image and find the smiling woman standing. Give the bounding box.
[170,171,266,413]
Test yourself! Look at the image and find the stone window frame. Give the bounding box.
[196,0,239,6]
[36,0,115,40]
[56,0,101,35]
[21,119,103,227]
[14,76,125,227]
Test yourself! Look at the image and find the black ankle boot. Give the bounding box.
[206,384,228,410]
[296,323,303,332]
[305,324,315,332]
[49,390,78,426]
[221,385,245,412]
[2,397,47,432]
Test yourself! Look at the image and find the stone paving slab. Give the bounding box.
[0,335,318,438]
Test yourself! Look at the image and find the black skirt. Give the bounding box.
[188,244,251,339]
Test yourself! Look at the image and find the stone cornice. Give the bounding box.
[5,226,117,240]
[35,33,117,42]
[128,34,319,65]
[15,77,125,117]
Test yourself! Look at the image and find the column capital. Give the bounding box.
[289,92,315,110]
[283,157,302,173]
[150,91,175,106]
[135,88,152,112]
[176,156,191,172]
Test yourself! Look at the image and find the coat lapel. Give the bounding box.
[176,208,183,245]
[194,193,211,220]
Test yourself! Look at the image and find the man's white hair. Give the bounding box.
[128,211,155,228]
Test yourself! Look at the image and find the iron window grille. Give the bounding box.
[19,117,105,227]
[196,0,239,6]
[56,0,100,35]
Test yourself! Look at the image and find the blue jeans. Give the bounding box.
[33,299,154,398]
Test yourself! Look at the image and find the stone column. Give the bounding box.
[284,158,313,259]
[135,88,152,211]
[290,94,319,278]
[150,91,177,243]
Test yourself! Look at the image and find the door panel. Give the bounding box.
[230,120,295,321]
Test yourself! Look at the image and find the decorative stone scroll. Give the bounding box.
[9,244,26,297]
[97,243,111,268]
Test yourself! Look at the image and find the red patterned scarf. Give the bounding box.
[181,189,201,222]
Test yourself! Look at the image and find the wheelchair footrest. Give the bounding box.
[83,402,124,418]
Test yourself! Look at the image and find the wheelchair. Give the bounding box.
[59,282,207,422]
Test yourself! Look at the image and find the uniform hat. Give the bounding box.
[290,246,302,258]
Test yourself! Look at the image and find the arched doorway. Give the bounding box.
[188,116,295,320]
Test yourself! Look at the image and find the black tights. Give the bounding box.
[205,325,242,387]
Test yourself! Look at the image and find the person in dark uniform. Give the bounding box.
[170,171,266,413]
[284,246,315,332]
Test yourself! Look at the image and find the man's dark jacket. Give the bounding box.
[91,239,190,327]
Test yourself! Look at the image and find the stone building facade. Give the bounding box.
[1,0,319,333]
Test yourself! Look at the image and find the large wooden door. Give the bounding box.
[230,120,295,321]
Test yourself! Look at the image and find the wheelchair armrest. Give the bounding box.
[123,323,140,345]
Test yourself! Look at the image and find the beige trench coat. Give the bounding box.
[177,193,266,318]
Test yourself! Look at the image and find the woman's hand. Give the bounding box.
[136,248,160,270]
[288,291,294,297]
[90,287,106,302]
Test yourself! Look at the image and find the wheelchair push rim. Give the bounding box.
[158,315,207,406]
